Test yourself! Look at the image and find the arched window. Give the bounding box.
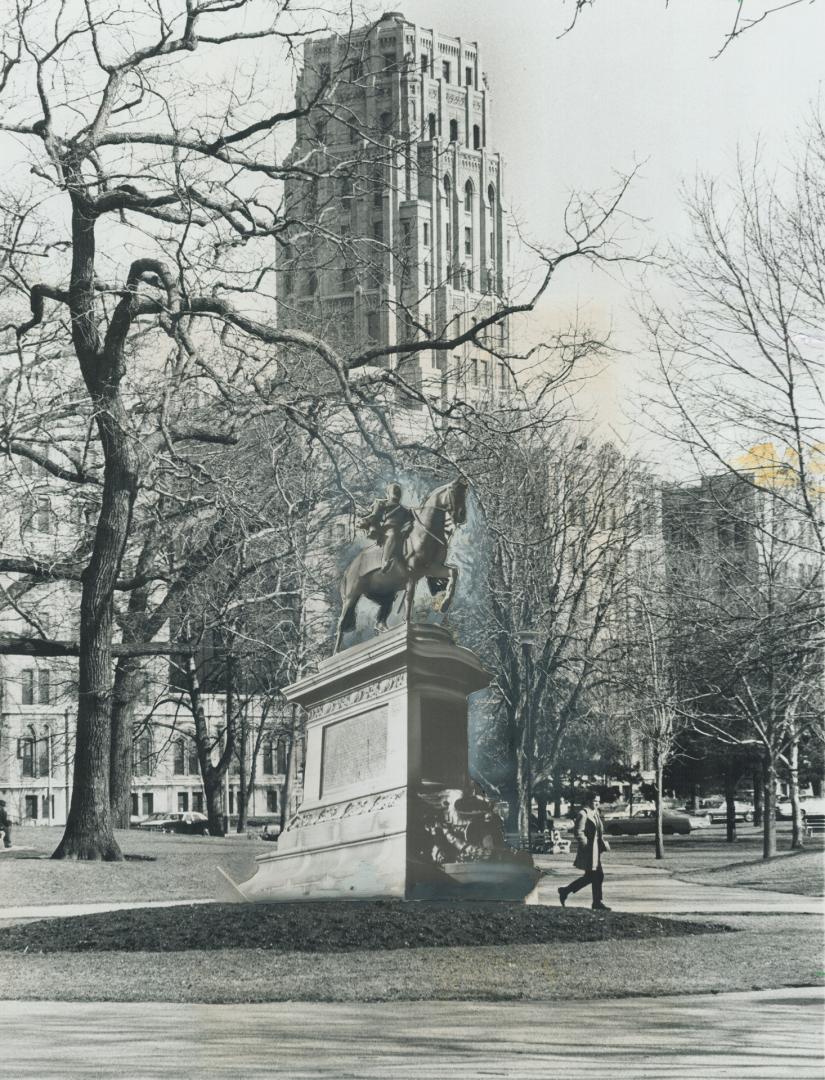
[472,124,481,150]
[428,112,436,139]
[488,183,496,208]
[443,174,451,199]
[379,110,392,134]
[449,118,458,142]
[464,179,474,212]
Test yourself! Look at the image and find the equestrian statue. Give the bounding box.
[334,477,468,653]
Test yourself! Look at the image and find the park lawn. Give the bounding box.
[0,913,818,1004]
[675,849,825,895]
[0,827,268,908]
[605,827,825,895]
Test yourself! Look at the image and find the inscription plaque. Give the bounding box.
[321,706,388,795]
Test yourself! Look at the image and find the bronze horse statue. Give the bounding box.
[334,478,468,653]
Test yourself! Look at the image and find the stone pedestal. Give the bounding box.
[217,623,538,903]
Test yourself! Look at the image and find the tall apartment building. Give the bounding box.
[277,11,513,401]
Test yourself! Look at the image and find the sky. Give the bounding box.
[397,0,825,445]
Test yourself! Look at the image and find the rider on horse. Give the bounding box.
[356,482,414,574]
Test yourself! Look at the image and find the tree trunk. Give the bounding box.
[653,751,665,860]
[752,769,764,827]
[723,770,737,844]
[236,712,249,834]
[762,754,777,859]
[788,738,804,851]
[184,651,234,838]
[53,380,137,859]
[109,657,141,829]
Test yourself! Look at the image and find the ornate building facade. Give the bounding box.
[277,11,514,402]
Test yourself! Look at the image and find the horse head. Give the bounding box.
[426,477,468,526]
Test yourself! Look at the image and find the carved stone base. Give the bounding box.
[216,624,538,903]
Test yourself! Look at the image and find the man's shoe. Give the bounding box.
[557,887,567,907]
[591,902,611,911]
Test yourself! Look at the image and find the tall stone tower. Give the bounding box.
[277,11,513,401]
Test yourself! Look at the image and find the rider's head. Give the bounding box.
[386,482,402,502]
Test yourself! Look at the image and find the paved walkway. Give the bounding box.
[1,855,821,923]
[0,988,820,1078]
[535,859,824,914]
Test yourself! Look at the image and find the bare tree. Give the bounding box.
[645,122,825,557]
[664,473,823,858]
[560,0,818,57]
[0,1,637,860]
[457,422,650,842]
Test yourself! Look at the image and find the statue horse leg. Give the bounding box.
[440,563,459,613]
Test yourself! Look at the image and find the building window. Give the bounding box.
[173,736,199,776]
[193,792,204,813]
[267,789,278,813]
[20,736,35,777]
[464,179,474,212]
[473,124,481,150]
[449,118,458,142]
[472,358,479,384]
[481,358,489,385]
[38,668,50,705]
[277,740,288,774]
[465,65,474,89]
[423,222,430,246]
[305,270,317,296]
[131,793,139,817]
[132,730,154,776]
[262,741,274,775]
[424,313,431,336]
[464,227,472,256]
[424,261,430,285]
[420,53,428,73]
[177,791,189,813]
[21,669,35,706]
[19,455,35,477]
[367,311,380,340]
[379,110,392,133]
[428,112,436,139]
[442,60,450,83]
[402,221,412,248]
[142,793,154,817]
[25,795,38,820]
[319,61,331,83]
[340,265,354,290]
[35,496,53,533]
[383,52,395,72]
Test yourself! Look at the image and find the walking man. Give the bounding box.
[558,790,610,910]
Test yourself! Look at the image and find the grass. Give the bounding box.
[0,915,817,1004]
[0,900,726,953]
[0,821,820,1005]
[604,824,825,895]
[0,826,267,908]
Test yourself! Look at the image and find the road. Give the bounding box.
[0,988,820,1079]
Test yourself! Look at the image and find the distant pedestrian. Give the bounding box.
[558,791,610,910]
[0,799,12,849]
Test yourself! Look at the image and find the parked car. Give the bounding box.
[260,822,281,842]
[708,801,754,824]
[138,811,210,836]
[603,809,704,836]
